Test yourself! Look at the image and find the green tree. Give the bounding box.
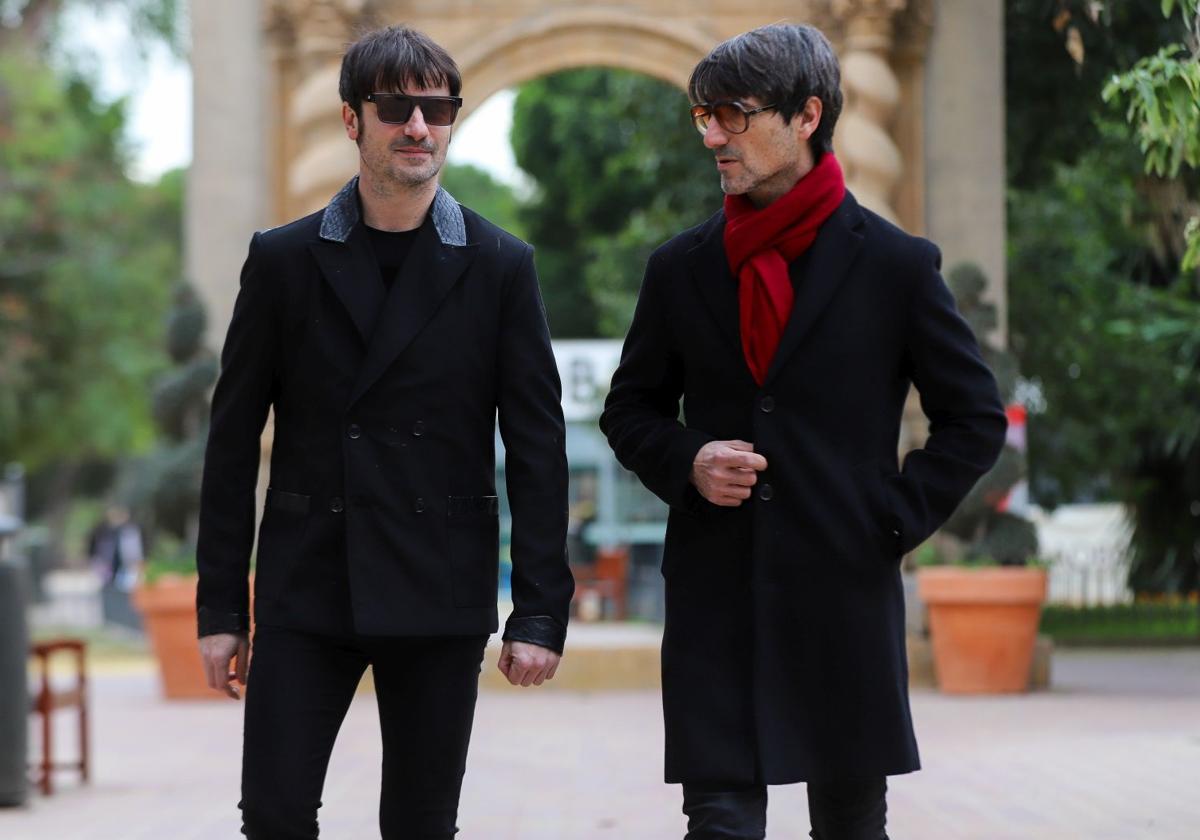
[1006,1,1200,594]
[0,55,179,465]
[440,162,525,239]
[0,2,183,554]
[1007,128,1200,594]
[1005,0,1178,189]
[511,68,725,337]
[1102,0,1200,270]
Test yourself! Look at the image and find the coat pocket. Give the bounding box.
[849,463,902,563]
[446,495,500,608]
[256,488,311,600]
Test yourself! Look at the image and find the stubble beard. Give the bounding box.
[718,164,758,197]
[386,141,444,189]
[359,121,444,191]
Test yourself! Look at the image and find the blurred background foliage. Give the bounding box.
[509,68,725,338]
[0,0,184,562]
[1006,0,1200,594]
[0,0,1197,596]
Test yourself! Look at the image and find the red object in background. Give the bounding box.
[1005,404,1027,452]
[997,403,1029,514]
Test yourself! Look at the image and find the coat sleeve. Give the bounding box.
[195,232,277,637]
[496,245,574,655]
[599,250,715,512]
[888,242,1008,554]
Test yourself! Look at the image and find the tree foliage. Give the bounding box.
[511,68,725,337]
[1005,0,1180,188]
[1007,1,1200,594]
[0,53,179,471]
[440,162,526,240]
[0,1,183,549]
[1102,0,1200,269]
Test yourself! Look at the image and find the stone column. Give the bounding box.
[924,0,1006,343]
[832,0,907,224]
[187,0,268,348]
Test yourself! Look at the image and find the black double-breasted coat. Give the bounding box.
[196,178,573,653]
[600,192,1006,784]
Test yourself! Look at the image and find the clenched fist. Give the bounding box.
[689,439,768,506]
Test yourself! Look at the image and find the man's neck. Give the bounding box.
[358,172,438,232]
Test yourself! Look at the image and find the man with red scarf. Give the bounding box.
[601,24,1006,840]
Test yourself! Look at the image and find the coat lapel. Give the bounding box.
[685,211,743,358]
[762,192,865,386]
[348,190,477,406]
[309,226,386,345]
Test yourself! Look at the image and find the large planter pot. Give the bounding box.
[133,576,213,700]
[917,566,1047,694]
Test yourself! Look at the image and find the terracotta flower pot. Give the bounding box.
[133,575,215,700]
[917,566,1047,694]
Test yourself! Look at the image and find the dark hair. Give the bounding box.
[688,24,843,155]
[339,25,462,117]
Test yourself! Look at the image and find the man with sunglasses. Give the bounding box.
[601,24,1005,840]
[196,25,572,839]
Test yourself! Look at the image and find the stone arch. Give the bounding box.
[261,0,944,236]
[453,11,714,118]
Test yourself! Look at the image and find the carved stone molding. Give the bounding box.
[832,0,907,49]
[893,0,934,59]
[259,0,928,225]
[266,0,376,72]
[831,0,907,221]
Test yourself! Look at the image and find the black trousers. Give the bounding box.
[239,624,489,839]
[682,778,888,840]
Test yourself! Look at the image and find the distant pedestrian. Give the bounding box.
[87,504,143,630]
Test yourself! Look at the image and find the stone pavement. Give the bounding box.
[1,647,1197,839]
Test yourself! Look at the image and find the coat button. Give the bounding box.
[760,395,775,413]
[330,496,345,513]
[413,497,426,514]
[412,420,425,437]
[758,483,774,501]
[347,423,362,440]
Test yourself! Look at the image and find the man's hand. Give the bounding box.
[497,640,560,687]
[199,632,250,700]
[690,440,768,506]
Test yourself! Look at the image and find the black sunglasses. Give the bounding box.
[690,100,778,135]
[365,93,463,126]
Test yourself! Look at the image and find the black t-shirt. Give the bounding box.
[365,224,419,292]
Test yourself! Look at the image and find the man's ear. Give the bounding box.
[795,95,823,144]
[342,102,359,141]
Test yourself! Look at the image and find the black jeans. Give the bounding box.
[239,625,488,839]
[682,778,888,840]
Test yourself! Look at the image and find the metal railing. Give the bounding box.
[1045,546,1133,607]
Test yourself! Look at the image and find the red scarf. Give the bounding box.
[723,153,846,384]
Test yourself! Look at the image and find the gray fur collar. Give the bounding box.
[318,176,466,246]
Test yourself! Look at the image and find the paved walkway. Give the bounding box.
[2,648,1198,839]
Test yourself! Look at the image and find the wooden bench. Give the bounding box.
[29,638,89,795]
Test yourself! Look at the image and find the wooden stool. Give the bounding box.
[571,546,630,620]
[28,638,89,795]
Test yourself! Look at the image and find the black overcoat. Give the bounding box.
[600,193,1006,784]
[196,178,573,653]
